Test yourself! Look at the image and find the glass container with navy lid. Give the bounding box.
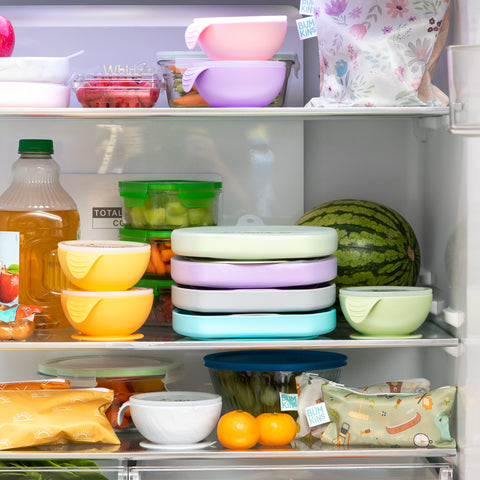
[204,350,347,417]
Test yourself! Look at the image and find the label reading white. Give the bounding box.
[280,392,298,411]
[299,0,314,16]
[305,402,330,427]
[296,17,317,40]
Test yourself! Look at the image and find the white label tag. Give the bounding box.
[280,392,298,411]
[299,0,314,16]
[296,17,317,40]
[305,402,330,427]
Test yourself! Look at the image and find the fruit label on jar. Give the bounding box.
[279,392,298,411]
[0,231,19,305]
[305,402,330,428]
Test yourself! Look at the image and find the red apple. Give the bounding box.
[0,15,14,57]
[0,265,19,303]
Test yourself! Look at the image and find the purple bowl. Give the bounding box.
[182,60,286,107]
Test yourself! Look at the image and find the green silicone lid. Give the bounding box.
[38,355,182,378]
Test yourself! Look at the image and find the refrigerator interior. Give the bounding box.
[0,1,474,479]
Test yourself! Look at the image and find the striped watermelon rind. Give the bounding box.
[296,199,421,289]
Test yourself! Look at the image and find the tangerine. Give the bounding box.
[216,410,260,449]
[256,412,297,446]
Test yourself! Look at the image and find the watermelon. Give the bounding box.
[296,199,421,289]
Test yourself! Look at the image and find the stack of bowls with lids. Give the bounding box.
[0,52,84,107]
[169,225,339,339]
[182,15,289,107]
[118,179,223,328]
[57,240,153,341]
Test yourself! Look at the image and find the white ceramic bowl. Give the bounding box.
[117,391,222,444]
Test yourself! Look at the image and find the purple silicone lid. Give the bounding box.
[170,256,337,289]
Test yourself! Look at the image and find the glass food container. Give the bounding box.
[38,354,184,429]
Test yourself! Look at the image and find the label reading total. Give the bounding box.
[91,207,124,229]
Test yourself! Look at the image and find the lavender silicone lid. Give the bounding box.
[170,255,337,289]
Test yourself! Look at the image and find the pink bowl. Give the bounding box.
[182,60,286,108]
[185,15,287,61]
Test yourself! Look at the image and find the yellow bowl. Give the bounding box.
[58,240,151,291]
[61,287,154,337]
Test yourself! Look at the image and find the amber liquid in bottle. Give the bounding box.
[0,209,79,328]
[0,139,80,329]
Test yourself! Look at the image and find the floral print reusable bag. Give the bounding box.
[307,0,451,107]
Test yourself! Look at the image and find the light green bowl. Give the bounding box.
[339,286,432,337]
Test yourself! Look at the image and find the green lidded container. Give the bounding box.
[119,180,222,230]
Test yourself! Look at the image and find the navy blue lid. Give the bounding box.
[203,350,347,372]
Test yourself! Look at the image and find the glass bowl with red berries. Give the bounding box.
[71,73,163,108]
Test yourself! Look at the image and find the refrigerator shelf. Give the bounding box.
[2,321,457,351]
[0,106,449,119]
[0,432,457,460]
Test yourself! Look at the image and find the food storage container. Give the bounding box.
[38,354,184,430]
[204,350,347,417]
[61,287,154,341]
[0,82,70,107]
[0,53,81,83]
[185,15,288,60]
[181,60,286,108]
[170,225,337,260]
[339,286,433,338]
[71,73,162,108]
[119,228,175,279]
[119,180,222,230]
[58,240,151,291]
[136,278,175,326]
[170,256,337,288]
[157,51,297,107]
[172,308,337,339]
[171,282,336,313]
[117,391,222,446]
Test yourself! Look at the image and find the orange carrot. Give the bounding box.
[146,257,156,273]
[150,243,166,275]
[160,248,175,263]
[172,92,210,107]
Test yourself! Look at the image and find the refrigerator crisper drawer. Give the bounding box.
[131,458,454,480]
[0,465,127,480]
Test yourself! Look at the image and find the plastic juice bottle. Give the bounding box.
[0,139,80,328]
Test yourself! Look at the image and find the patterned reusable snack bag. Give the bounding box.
[320,383,456,448]
[295,374,430,439]
[308,0,451,107]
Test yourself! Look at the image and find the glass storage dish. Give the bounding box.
[119,228,175,279]
[37,354,184,430]
[204,350,347,417]
[71,73,162,108]
[157,51,297,107]
[119,180,222,230]
[136,278,175,326]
